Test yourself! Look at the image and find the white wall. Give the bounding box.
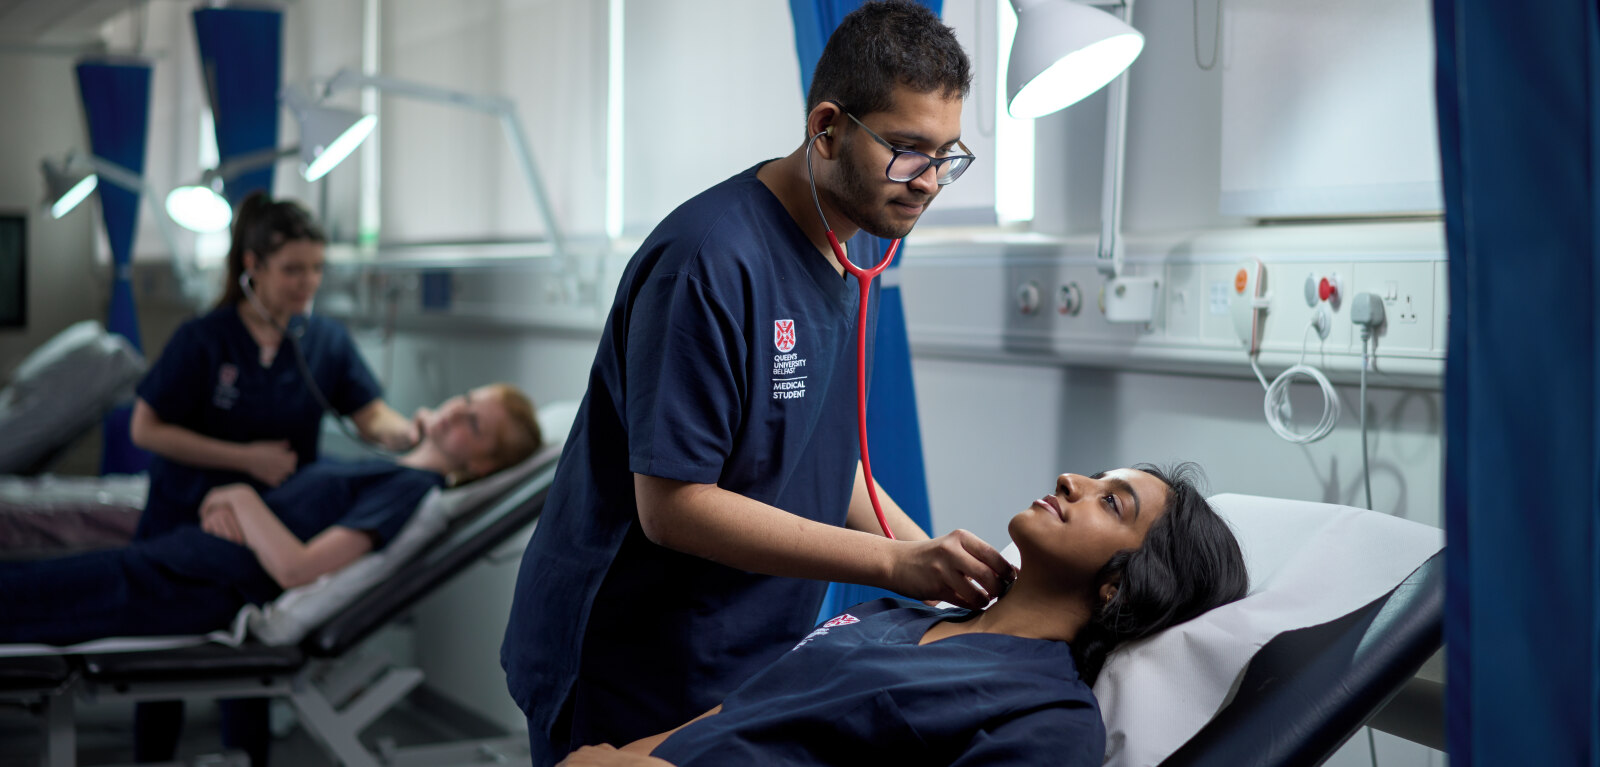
[621,0,800,235]
[379,0,609,244]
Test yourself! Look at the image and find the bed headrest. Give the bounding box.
[1089,493,1443,766]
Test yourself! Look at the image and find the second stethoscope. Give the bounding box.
[239,272,406,458]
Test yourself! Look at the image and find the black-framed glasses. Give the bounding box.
[845,112,976,185]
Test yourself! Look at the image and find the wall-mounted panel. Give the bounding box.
[1219,0,1440,218]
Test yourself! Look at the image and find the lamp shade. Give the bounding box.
[165,175,233,233]
[292,102,375,183]
[1007,0,1145,119]
[41,156,99,219]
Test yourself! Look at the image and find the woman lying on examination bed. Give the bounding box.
[560,463,1249,767]
[0,384,542,645]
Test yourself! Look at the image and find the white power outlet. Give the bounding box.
[1394,293,1420,324]
[1355,262,1433,352]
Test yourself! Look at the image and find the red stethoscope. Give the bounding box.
[805,127,900,540]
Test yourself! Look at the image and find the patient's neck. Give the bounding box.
[921,573,1093,646]
[397,442,452,476]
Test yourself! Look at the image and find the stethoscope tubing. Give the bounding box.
[807,131,901,540]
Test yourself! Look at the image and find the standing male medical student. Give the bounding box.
[501,2,1012,761]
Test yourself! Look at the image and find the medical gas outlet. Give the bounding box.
[1303,271,1340,340]
[1057,282,1083,316]
[1017,280,1042,315]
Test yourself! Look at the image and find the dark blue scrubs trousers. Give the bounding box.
[0,547,272,766]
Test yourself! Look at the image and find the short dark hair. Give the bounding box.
[1071,462,1250,686]
[805,0,972,119]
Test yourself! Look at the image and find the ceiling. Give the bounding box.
[0,0,138,47]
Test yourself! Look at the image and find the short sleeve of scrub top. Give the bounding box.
[327,464,440,549]
[263,460,445,551]
[312,318,384,417]
[137,320,208,426]
[624,273,745,484]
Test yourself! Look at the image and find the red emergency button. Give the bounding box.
[1319,277,1336,301]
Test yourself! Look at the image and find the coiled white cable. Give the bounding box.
[1250,321,1341,444]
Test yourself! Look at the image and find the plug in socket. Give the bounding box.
[1351,292,1385,328]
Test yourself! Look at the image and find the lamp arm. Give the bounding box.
[497,107,572,289]
[321,68,572,287]
[214,145,299,182]
[87,155,214,308]
[1096,0,1134,279]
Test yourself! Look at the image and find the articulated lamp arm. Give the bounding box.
[319,68,570,280]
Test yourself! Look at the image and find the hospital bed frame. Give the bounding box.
[1,456,557,767]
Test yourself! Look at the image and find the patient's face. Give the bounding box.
[1009,469,1169,586]
[426,386,511,476]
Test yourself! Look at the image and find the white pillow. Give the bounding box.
[241,400,578,645]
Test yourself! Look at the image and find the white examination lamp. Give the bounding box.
[41,155,100,219]
[166,93,376,233]
[40,150,215,307]
[286,97,376,183]
[165,170,234,233]
[1007,0,1154,321]
[1006,0,1145,119]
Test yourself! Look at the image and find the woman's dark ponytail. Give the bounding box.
[1070,462,1250,686]
[216,191,326,308]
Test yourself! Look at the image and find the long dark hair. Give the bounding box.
[806,0,972,120]
[1071,462,1250,686]
[216,191,326,309]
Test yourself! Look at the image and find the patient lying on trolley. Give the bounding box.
[0,383,542,645]
[561,463,1249,767]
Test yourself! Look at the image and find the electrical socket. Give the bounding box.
[1394,293,1420,324]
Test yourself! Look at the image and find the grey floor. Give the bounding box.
[0,686,516,767]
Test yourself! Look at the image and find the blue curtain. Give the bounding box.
[1434,1,1599,764]
[76,60,152,475]
[790,0,941,622]
[193,8,282,207]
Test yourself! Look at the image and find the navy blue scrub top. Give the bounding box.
[502,162,880,757]
[652,599,1105,767]
[0,460,443,646]
[135,305,382,539]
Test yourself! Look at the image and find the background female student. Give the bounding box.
[123,191,437,764]
[2,384,542,766]
[559,463,1250,767]
[129,191,418,541]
